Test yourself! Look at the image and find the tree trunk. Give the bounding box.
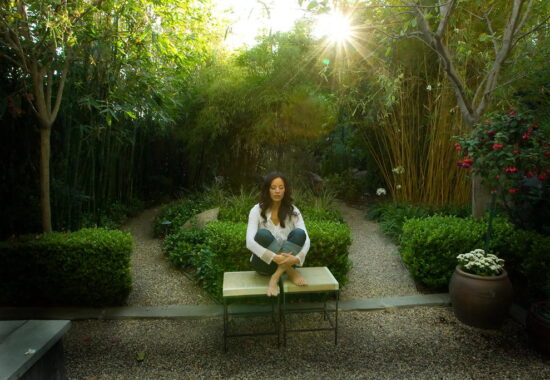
[40,126,52,233]
[472,175,491,219]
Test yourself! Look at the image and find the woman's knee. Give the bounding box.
[254,229,275,247]
[287,228,306,245]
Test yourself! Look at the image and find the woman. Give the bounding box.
[246,172,310,296]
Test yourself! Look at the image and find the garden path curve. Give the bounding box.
[123,202,418,305]
[335,201,419,300]
[122,207,213,306]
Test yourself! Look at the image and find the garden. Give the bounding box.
[1,0,550,378]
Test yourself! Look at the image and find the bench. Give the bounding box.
[222,267,339,351]
[281,267,339,346]
[0,320,71,380]
[222,271,280,352]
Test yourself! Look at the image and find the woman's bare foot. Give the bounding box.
[267,277,280,296]
[287,267,307,286]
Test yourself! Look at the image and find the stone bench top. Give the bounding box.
[223,271,272,297]
[282,267,339,293]
[0,320,71,380]
[223,267,339,297]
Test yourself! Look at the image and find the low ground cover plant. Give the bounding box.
[0,228,132,306]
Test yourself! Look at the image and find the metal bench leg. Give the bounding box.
[282,288,287,347]
[223,298,228,352]
[335,290,339,346]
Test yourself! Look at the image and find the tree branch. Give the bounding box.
[51,52,71,123]
[474,0,523,117]
[513,14,550,47]
[435,0,456,38]
[408,1,475,125]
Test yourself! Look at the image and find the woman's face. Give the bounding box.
[269,177,285,203]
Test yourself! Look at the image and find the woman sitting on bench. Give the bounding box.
[246,172,310,296]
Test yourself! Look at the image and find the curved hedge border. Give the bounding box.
[400,216,550,296]
[164,220,352,299]
[0,228,132,306]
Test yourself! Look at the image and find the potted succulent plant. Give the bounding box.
[449,249,513,329]
[527,301,550,355]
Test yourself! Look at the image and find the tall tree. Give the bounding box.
[0,0,102,232]
[396,0,550,216]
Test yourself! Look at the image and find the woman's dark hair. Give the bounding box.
[259,172,296,228]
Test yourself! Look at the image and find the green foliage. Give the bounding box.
[522,235,550,298]
[399,216,518,289]
[399,215,550,295]
[163,216,351,300]
[456,108,550,232]
[367,201,470,241]
[0,228,132,306]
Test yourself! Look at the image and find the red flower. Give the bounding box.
[462,163,471,168]
[463,158,474,165]
[487,131,496,137]
[454,143,462,151]
[512,150,520,154]
[495,175,500,179]
[522,135,529,140]
[508,188,519,194]
[504,167,518,173]
[456,161,464,167]
[491,189,498,194]
[493,144,504,149]
[509,111,516,116]
[539,174,547,180]
[545,152,550,156]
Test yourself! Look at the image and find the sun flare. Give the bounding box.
[313,11,353,44]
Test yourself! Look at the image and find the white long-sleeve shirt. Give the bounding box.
[246,203,310,266]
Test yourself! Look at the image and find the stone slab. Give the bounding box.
[102,305,223,319]
[0,320,70,380]
[341,293,451,311]
[282,267,339,293]
[223,271,271,297]
[0,320,27,341]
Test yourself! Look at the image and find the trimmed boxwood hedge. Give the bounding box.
[0,228,132,306]
[165,220,352,299]
[400,215,550,296]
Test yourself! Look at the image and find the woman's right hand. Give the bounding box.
[272,254,286,264]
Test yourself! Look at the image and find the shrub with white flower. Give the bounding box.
[376,188,387,196]
[457,248,505,276]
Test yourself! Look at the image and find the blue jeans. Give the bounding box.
[251,228,306,275]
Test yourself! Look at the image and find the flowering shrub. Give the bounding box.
[455,108,550,231]
[457,248,505,277]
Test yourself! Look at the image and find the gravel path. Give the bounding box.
[64,307,549,380]
[63,203,548,379]
[336,201,419,300]
[121,208,213,306]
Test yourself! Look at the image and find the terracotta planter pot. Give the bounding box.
[449,265,513,329]
[526,301,550,355]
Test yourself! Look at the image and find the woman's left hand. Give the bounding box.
[280,253,299,266]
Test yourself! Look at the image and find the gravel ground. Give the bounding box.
[121,208,213,306]
[64,307,549,380]
[62,204,547,379]
[336,201,419,300]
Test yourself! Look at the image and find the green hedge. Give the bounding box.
[400,215,550,296]
[164,221,352,299]
[0,228,132,306]
[400,216,517,289]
